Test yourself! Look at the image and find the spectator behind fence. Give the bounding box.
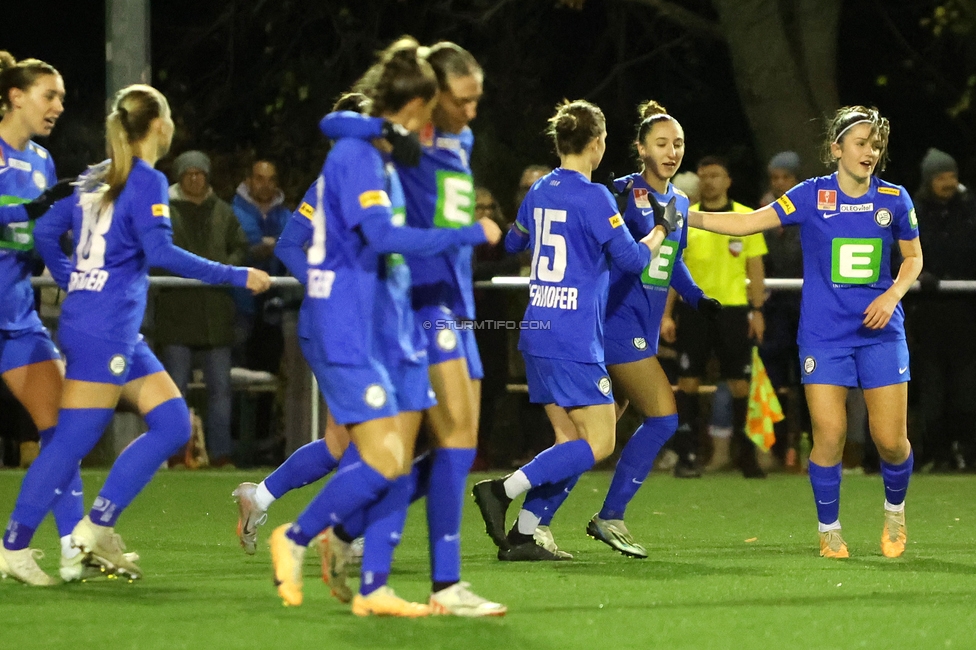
[232,159,290,372]
[155,150,249,467]
[663,155,767,478]
[758,151,808,469]
[910,148,976,471]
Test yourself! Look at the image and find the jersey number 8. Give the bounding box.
[76,195,114,272]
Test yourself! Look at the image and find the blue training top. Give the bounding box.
[282,137,487,367]
[506,168,651,363]
[769,172,918,348]
[33,158,249,344]
[605,173,702,344]
[0,136,56,332]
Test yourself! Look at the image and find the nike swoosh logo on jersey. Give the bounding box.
[641,210,653,216]
[899,366,908,374]
[823,212,840,219]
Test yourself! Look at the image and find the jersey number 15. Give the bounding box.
[530,208,567,283]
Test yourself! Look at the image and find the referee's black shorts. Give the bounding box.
[674,301,752,380]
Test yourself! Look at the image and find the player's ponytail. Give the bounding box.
[354,36,438,116]
[0,51,60,118]
[104,84,170,201]
[822,105,890,172]
[635,99,676,144]
[546,99,606,157]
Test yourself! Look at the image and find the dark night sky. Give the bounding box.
[4,1,972,207]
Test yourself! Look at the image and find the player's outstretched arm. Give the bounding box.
[357,211,491,256]
[274,216,313,283]
[863,238,923,330]
[688,204,781,236]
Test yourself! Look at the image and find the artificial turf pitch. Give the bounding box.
[2,470,975,649]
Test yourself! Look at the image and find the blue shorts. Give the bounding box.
[300,336,398,426]
[0,325,61,374]
[799,340,910,389]
[416,305,484,380]
[604,336,658,366]
[390,359,437,414]
[59,326,165,385]
[524,353,614,408]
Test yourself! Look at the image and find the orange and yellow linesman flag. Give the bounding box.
[747,347,783,451]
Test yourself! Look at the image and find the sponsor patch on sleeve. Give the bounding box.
[877,186,901,196]
[609,214,624,228]
[359,190,391,209]
[909,208,918,229]
[775,195,796,215]
[298,202,315,220]
[151,204,170,218]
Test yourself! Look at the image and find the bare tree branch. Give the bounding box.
[619,0,725,41]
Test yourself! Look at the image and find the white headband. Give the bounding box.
[833,118,872,144]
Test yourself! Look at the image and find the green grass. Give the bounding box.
[2,470,976,649]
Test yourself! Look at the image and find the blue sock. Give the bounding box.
[92,398,191,527]
[808,461,842,525]
[521,439,596,489]
[264,439,339,499]
[880,449,913,506]
[4,407,113,549]
[523,474,580,525]
[426,448,475,585]
[288,447,391,547]
[599,414,678,520]
[341,452,429,540]
[410,452,432,504]
[360,473,413,596]
[40,426,84,538]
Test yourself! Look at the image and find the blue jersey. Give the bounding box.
[34,159,246,344]
[606,174,691,339]
[398,125,476,319]
[0,137,56,332]
[290,148,425,368]
[514,168,646,363]
[770,173,918,347]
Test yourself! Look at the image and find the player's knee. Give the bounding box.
[588,435,615,462]
[359,445,403,480]
[146,397,192,451]
[874,436,909,462]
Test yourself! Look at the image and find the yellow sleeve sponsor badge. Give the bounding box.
[775,195,795,215]
[359,190,391,209]
[298,202,314,220]
[877,186,901,196]
[151,204,170,218]
[609,214,624,228]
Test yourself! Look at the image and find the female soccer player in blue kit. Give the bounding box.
[0,53,100,586]
[688,106,921,558]
[0,84,271,585]
[472,99,678,560]
[312,42,509,614]
[517,101,720,560]
[267,39,503,616]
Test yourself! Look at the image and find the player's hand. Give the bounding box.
[604,172,632,213]
[246,268,272,295]
[863,291,899,330]
[697,296,722,321]
[24,178,75,220]
[660,315,677,343]
[748,309,765,343]
[477,217,503,245]
[652,196,679,235]
[381,121,422,167]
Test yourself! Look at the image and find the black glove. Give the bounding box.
[917,271,939,293]
[604,172,632,214]
[23,178,74,220]
[652,196,680,234]
[697,296,722,320]
[381,121,422,167]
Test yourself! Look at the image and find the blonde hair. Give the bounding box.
[105,84,169,200]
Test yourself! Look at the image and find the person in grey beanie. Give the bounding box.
[909,147,976,472]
